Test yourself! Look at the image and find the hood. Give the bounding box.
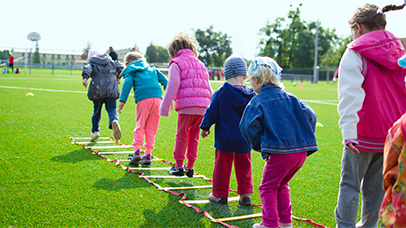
[121,60,149,76]
[89,53,113,66]
[222,82,256,111]
[348,30,405,71]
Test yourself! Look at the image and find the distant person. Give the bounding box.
[15,68,20,74]
[160,32,213,177]
[335,3,406,228]
[82,51,124,141]
[200,55,256,206]
[203,59,207,67]
[108,46,118,61]
[8,53,14,73]
[2,67,7,74]
[239,57,318,228]
[118,51,168,166]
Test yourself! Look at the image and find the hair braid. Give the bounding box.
[382,3,406,13]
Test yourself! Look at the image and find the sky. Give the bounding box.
[1,0,405,60]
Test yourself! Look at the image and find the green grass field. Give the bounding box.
[0,68,345,227]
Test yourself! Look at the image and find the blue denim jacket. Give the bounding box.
[240,83,318,159]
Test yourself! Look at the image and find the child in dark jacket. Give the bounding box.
[82,51,124,141]
[240,57,317,228]
[200,56,256,206]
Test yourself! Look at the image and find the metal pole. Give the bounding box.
[24,49,27,74]
[313,20,319,83]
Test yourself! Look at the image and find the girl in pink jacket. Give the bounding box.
[160,32,213,177]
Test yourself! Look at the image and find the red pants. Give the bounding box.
[212,149,253,198]
[173,114,203,168]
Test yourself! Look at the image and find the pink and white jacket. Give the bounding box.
[338,30,406,152]
[160,49,212,116]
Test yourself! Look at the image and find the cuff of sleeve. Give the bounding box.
[342,139,359,146]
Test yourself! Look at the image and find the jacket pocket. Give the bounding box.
[87,81,100,100]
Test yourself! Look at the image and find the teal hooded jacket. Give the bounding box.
[119,60,168,104]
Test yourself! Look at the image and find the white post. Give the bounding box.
[313,20,319,83]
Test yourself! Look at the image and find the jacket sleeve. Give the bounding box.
[240,103,263,152]
[337,48,365,141]
[115,61,125,78]
[160,63,180,117]
[300,99,317,133]
[200,90,220,131]
[118,73,134,103]
[157,69,168,90]
[82,63,92,80]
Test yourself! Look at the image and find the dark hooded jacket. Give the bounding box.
[200,82,256,153]
[82,54,124,101]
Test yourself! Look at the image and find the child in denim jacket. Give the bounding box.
[239,57,317,228]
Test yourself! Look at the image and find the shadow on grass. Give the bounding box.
[93,172,151,191]
[139,194,206,227]
[50,148,101,163]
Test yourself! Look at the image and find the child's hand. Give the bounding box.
[201,130,210,138]
[347,143,360,154]
[118,101,125,114]
[169,102,174,111]
[83,78,88,88]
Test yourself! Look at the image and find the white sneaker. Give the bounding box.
[111,120,121,140]
[91,131,100,141]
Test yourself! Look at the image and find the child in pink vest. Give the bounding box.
[160,32,213,177]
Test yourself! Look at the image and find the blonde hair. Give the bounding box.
[349,3,405,31]
[249,65,284,89]
[124,51,145,66]
[167,32,199,58]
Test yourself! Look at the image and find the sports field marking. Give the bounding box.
[0,85,87,94]
[304,99,338,106]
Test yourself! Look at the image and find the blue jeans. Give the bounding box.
[334,147,384,228]
[91,98,119,133]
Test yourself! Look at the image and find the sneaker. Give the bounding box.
[111,120,121,140]
[208,193,227,205]
[129,150,141,166]
[252,223,271,228]
[167,165,184,176]
[139,154,151,165]
[278,223,293,228]
[183,165,194,177]
[91,131,100,141]
[239,194,252,206]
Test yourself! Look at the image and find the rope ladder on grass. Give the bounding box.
[70,136,327,228]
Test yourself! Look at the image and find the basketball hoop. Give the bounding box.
[27,32,41,42]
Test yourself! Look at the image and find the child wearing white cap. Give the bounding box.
[239,57,318,228]
[200,55,256,205]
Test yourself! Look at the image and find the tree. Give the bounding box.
[156,45,170,63]
[195,25,232,67]
[258,4,339,69]
[146,43,157,63]
[33,42,41,64]
[0,50,10,60]
[319,36,352,67]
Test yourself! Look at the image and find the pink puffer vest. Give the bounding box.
[169,49,211,111]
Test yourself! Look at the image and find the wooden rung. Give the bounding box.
[115,159,164,162]
[140,175,205,179]
[74,141,115,144]
[181,196,240,204]
[159,185,212,190]
[214,213,262,222]
[90,145,133,149]
[129,167,169,170]
[96,151,134,154]
[72,137,111,140]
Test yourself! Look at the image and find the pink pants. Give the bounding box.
[212,149,253,198]
[173,114,203,168]
[259,152,307,228]
[132,98,161,155]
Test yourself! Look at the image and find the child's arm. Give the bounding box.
[156,69,168,90]
[81,63,92,87]
[200,89,220,138]
[118,73,133,113]
[115,60,125,79]
[240,103,262,152]
[160,63,180,117]
[299,100,317,132]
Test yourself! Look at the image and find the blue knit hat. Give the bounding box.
[224,55,247,79]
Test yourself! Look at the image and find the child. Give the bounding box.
[200,55,256,205]
[335,3,406,228]
[239,57,318,228]
[380,112,406,227]
[82,51,124,141]
[15,68,20,74]
[160,32,213,177]
[118,51,168,165]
